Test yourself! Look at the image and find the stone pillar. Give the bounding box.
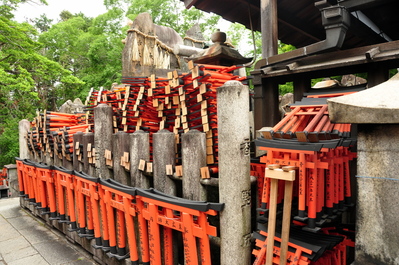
[182,130,207,201]
[328,73,399,265]
[217,81,251,265]
[82,133,95,177]
[19,119,30,159]
[94,104,114,179]
[43,152,53,166]
[62,153,73,170]
[129,131,150,189]
[153,129,176,196]
[112,131,130,186]
[73,132,84,172]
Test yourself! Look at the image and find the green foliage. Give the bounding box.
[38,7,124,95]
[0,0,82,165]
[125,0,220,37]
[279,82,294,95]
[389,69,398,78]
[0,118,20,165]
[30,13,53,32]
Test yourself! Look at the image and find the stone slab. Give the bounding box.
[0,198,97,265]
[328,73,399,124]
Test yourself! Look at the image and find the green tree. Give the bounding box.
[39,8,124,96]
[0,0,83,165]
[30,13,53,32]
[124,0,220,36]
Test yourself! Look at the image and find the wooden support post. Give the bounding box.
[129,130,150,189]
[218,81,251,265]
[153,129,176,196]
[82,132,95,177]
[253,0,280,129]
[261,0,278,58]
[264,165,296,265]
[94,104,113,179]
[265,164,280,265]
[182,129,207,201]
[113,131,130,186]
[73,131,83,172]
[368,64,389,88]
[279,166,296,265]
[293,77,310,102]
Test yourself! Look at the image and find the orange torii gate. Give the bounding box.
[15,159,224,265]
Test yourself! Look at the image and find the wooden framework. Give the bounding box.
[252,40,399,130]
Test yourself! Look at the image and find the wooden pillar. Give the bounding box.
[153,129,176,196]
[261,0,278,58]
[253,78,281,129]
[294,77,310,102]
[368,64,389,88]
[182,130,207,201]
[218,81,251,265]
[129,130,150,189]
[254,0,280,128]
[94,104,114,179]
[112,131,130,186]
[82,132,95,177]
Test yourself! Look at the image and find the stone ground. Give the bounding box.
[0,197,97,265]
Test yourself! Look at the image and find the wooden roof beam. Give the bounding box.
[337,0,396,11]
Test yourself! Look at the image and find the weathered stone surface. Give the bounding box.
[59,98,84,114]
[129,130,150,189]
[182,130,207,201]
[354,124,399,265]
[341,74,367,86]
[122,12,182,77]
[18,120,30,160]
[94,104,113,179]
[153,129,176,195]
[217,81,251,265]
[328,73,399,124]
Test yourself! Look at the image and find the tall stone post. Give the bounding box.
[218,81,251,265]
[73,131,84,172]
[328,73,399,265]
[94,104,114,179]
[182,130,207,201]
[112,131,130,185]
[82,132,95,177]
[129,131,150,189]
[153,129,176,195]
[19,119,31,159]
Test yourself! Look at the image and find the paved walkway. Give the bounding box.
[0,197,97,265]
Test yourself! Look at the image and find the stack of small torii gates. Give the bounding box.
[251,87,360,265]
[26,62,247,175]
[85,61,246,167]
[27,111,90,160]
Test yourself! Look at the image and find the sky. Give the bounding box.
[15,0,107,23]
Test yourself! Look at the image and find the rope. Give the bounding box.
[127,28,175,53]
[127,28,181,68]
[183,36,205,44]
